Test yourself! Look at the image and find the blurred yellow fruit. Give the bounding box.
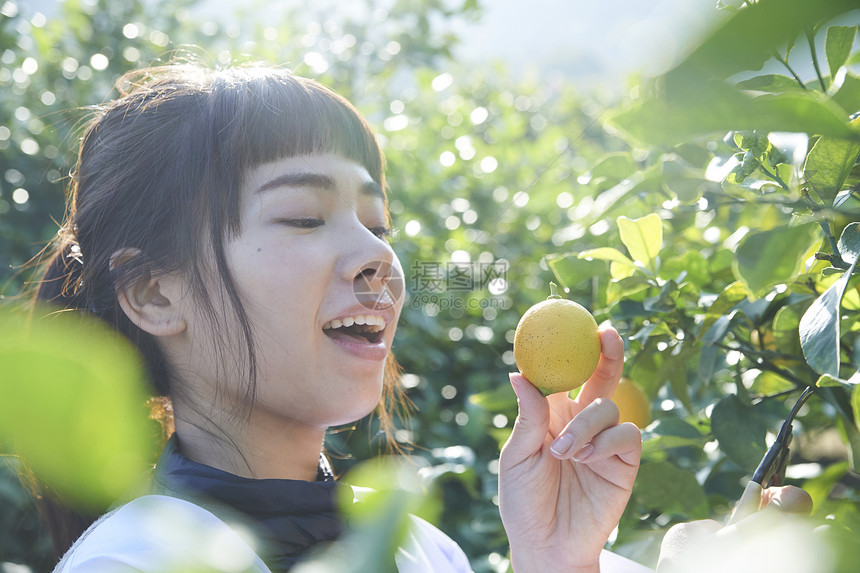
[612,378,651,429]
[513,283,601,396]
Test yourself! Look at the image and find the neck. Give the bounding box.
[172,399,327,482]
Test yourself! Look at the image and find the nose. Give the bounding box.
[342,229,404,312]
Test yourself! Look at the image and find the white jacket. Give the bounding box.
[53,494,653,572]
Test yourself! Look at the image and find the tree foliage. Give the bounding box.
[2,0,860,571]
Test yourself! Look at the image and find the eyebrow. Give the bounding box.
[254,172,384,199]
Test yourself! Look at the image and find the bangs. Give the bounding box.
[214,69,383,185]
[197,67,386,236]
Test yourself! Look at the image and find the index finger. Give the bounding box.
[574,327,624,407]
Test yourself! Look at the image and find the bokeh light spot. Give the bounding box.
[90,53,109,71]
[432,72,453,92]
[479,156,498,173]
[12,188,29,204]
[122,23,139,39]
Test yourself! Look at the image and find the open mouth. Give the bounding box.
[323,315,386,345]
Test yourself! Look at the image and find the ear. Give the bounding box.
[111,248,187,337]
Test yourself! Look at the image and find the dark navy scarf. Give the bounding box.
[151,436,347,572]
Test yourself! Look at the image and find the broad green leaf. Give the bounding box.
[660,250,709,286]
[662,346,693,413]
[804,133,860,206]
[606,275,651,307]
[295,458,438,573]
[831,73,860,116]
[609,81,860,146]
[817,374,845,388]
[799,259,858,376]
[609,261,637,280]
[546,253,605,291]
[644,417,704,440]
[578,247,637,269]
[702,310,739,346]
[803,461,849,512]
[590,152,636,181]
[733,223,820,296]
[826,26,858,79]
[736,74,807,94]
[641,435,704,457]
[617,213,662,273]
[698,344,720,385]
[0,305,158,512]
[633,460,708,518]
[752,371,796,394]
[711,394,768,470]
[837,414,860,472]
[838,222,860,265]
[701,281,752,336]
[641,418,706,458]
[665,0,859,86]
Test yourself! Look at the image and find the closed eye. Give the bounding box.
[275,217,324,229]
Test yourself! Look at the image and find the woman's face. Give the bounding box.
[182,154,403,429]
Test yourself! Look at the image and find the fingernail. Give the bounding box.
[550,433,576,457]
[572,443,595,462]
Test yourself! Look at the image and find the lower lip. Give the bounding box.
[324,332,389,362]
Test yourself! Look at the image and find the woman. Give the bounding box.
[34,60,646,572]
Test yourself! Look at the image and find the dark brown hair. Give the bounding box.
[33,61,406,557]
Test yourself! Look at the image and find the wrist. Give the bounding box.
[510,549,600,573]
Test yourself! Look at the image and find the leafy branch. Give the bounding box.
[806,28,828,92]
[771,49,807,90]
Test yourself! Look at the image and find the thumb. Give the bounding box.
[501,373,549,463]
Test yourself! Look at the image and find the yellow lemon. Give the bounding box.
[612,377,651,429]
[513,283,601,395]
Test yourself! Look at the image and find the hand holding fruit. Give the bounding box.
[498,285,642,573]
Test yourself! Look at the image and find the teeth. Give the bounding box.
[323,314,386,332]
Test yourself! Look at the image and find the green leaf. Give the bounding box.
[732,223,820,296]
[0,305,159,512]
[591,152,636,181]
[609,83,860,146]
[641,417,705,455]
[826,25,858,79]
[295,458,438,573]
[578,247,637,268]
[736,74,808,93]
[804,133,860,206]
[666,0,859,85]
[831,73,860,116]
[701,281,752,336]
[838,222,860,265]
[803,460,849,512]
[702,310,740,346]
[617,213,662,273]
[711,394,768,470]
[817,374,845,387]
[799,259,858,377]
[546,253,606,291]
[660,250,709,286]
[662,346,694,413]
[633,460,708,518]
[852,385,860,432]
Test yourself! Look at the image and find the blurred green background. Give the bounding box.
[2,0,860,571]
